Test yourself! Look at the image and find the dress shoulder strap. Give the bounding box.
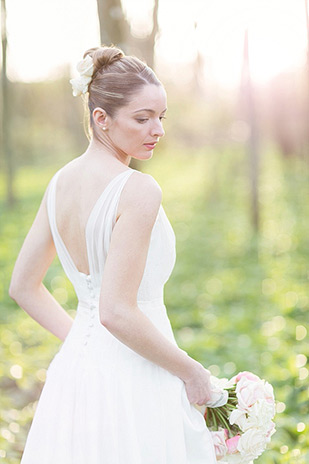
[46,168,78,283]
[86,169,136,286]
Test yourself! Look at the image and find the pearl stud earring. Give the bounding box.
[103,127,107,131]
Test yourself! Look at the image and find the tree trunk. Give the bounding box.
[304,0,309,165]
[135,0,159,69]
[96,0,130,52]
[240,29,259,233]
[96,0,159,70]
[1,0,15,206]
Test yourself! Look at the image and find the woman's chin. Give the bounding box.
[132,152,154,161]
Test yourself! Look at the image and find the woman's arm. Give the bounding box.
[9,186,74,341]
[99,173,202,382]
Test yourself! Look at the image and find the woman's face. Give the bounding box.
[104,84,167,160]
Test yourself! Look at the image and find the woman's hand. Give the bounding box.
[183,362,213,406]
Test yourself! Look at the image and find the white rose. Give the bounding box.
[265,421,276,442]
[229,407,248,431]
[69,75,92,97]
[222,453,253,464]
[210,375,234,390]
[76,55,94,77]
[244,399,275,432]
[237,427,267,461]
[263,380,275,402]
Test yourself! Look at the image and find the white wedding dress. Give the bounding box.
[20,167,217,464]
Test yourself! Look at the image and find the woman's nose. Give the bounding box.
[152,120,165,138]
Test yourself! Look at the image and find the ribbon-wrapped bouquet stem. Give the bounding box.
[195,371,276,463]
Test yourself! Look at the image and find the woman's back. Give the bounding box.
[53,155,139,276]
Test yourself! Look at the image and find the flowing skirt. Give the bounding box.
[20,298,217,464]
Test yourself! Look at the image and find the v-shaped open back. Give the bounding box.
[47,167,137,293]
[46,164,175,304]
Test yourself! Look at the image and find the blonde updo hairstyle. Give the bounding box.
[82,45,162,140]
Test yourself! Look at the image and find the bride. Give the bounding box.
[9,45,224,463]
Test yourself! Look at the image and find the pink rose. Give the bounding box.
[210,430,228,460]
[236,377,268,410]
[226,435,241,454]
[235,371,260,383]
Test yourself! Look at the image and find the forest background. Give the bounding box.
[0,0,308,462]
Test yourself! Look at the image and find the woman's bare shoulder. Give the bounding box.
[117,170,162,219]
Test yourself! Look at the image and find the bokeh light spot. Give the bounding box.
[297,422,306,432]
[52,288,68,305]
[280,445,288,454]
[8,422,20,434]
[276,402,286,413]
[208,364,221,377]
[10,364,23,379]
[9,341,22,356]
[36,368,47,382]
[299,367,308,380]
[295,354,307,368]
[285,291,299,308]
[296,325,307,340]
[223,361,236,375]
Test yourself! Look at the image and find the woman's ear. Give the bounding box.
[92,107,109,130]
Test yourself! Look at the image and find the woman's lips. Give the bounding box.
[144,143,157,149]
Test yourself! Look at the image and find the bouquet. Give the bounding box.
[195,371,276,463]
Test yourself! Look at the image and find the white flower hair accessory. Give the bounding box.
[69,55,94,97]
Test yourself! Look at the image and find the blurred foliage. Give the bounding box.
[1,63,308,176]
[0,140,308,462]
[0,74,88,171]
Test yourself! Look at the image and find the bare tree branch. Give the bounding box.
[1,0,15,206]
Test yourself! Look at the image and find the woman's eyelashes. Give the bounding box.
[135,116,167,124]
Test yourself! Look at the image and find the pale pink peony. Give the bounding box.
[211,430,228,460]
[235,371,260,383]
[226,435,241,454]
[236,377,269,410]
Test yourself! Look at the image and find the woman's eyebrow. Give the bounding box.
[132,108,167,114]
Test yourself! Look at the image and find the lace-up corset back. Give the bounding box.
[46,167,176,304]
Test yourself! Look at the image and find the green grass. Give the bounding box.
[0,145,308,463]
